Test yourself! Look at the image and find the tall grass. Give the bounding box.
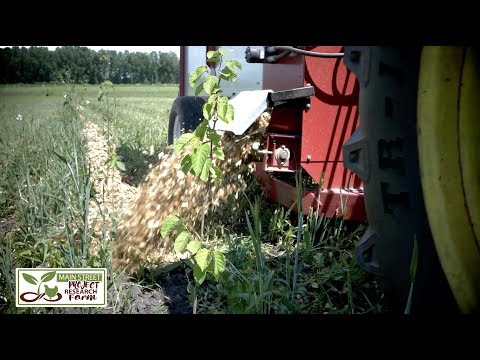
[0,89,107,312]
[0,83,178,314]
[190,168,380,314]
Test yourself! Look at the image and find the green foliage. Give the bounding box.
[173,48,240,186]
[160,215,181,238]
[165,49,241,310]
[105,153,126,172]
[0,46,179,85]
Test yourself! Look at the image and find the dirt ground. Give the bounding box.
[128,270,191,314]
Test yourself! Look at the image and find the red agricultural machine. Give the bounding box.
[168,46,479,314]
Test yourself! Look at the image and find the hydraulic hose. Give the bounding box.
[269,46,344,58]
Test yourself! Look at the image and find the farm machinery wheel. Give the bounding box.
[343,46,469,313]
[417,47,480,313]
[167,96,205,145]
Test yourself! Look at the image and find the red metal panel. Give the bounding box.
[255,162,366,221]
[301,46,362,189]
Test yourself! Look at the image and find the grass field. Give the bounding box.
[0,83,382,314]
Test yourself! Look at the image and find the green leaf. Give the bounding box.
[220,67,237,82]
[195,248,211,272]
[202,103,213,121]
[200,157,212,182]
[22,273,38,285]
[173,133,194,153]
[189,72,199,89]
[195,84,204,97]
[161,215,181,238]
[186,240,202,255]
[213,166,223,182]
[194,119,208,140]
[212,250,226,279]
[207,49,230,59]
[207,94,218,104]
[410,235,419,282]
[217,96,228,108]
[218,48,230,55]
[174,231,191,255]
[163,262,181,273]
[50,150,68,165]
[183,258,195,269]
[189,65,208,88]
[203,75,218,95]
[192,143,211,178]
[206,128,222,146]
[206,258,215,273]
[207,56,221,63]
[216,96,228,121]
[226,59,242,71]
[41,271,56,283]
[213,147,225,160]
[115,161,126,172]
[209,166,217,177]
[180,154,192,174]
[193,264,206,285]
[209,166,223,183]
[225,104,234,123]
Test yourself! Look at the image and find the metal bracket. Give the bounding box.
[267,85,315,108]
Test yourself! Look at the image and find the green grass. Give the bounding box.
[0,83,178,313]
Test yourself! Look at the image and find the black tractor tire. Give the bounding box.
[168,96,206,145]
[343,46,458,313]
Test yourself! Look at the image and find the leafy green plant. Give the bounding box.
[161,49,241,313]
[105,153,126,172]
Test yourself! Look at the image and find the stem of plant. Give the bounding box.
[193,282,198,314]
[404,282,414,315]
[292,170,303,304]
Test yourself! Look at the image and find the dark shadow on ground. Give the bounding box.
[159,269,191,314]
[132,264,191,314]
[115,143,163,187]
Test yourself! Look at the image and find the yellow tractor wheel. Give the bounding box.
[417,46,480,313]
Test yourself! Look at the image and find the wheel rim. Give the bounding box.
[173,115,182,140]
[417,46,480,313]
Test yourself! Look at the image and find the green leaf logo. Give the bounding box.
[22,273,38,285]
[41,271,56,283]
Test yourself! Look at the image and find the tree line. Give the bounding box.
[0,46,179,84]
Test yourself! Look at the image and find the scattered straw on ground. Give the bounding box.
[112,112,271,274]
[82,121,137,254]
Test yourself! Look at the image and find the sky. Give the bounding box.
[0,46,180,56]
